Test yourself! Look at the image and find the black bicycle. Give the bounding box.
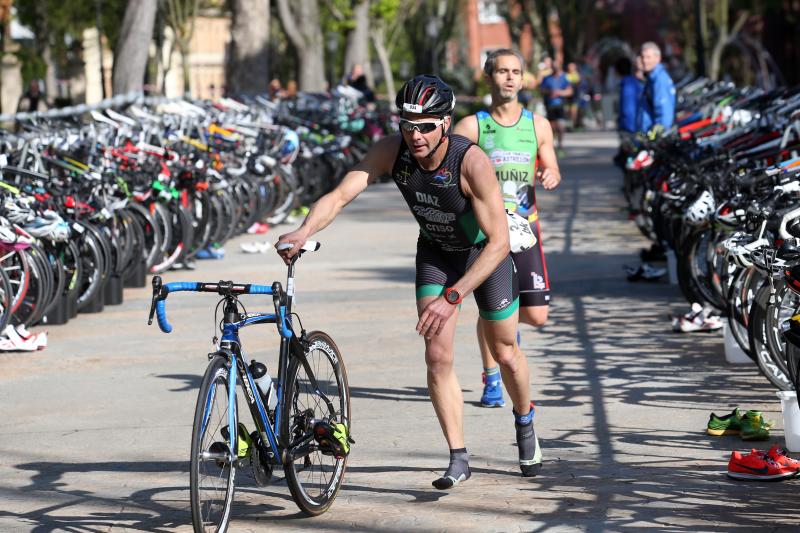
[148,240,352,531]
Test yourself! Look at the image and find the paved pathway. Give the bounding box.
[1,132,797,532]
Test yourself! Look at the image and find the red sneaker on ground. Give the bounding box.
[727,450,799,481]
[750,446,800,472]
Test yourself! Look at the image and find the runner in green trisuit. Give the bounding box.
[454,49,563,471]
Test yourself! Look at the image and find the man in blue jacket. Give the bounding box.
[636,42,675,134]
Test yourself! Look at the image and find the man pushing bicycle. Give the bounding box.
[276,75,541,489]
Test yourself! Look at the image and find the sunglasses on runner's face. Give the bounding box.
[399,118,445,134]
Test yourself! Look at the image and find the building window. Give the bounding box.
[477,0,503,24]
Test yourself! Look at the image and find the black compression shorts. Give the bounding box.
[545,104,566,122]
[415,237,519,321]
[513,216,550,307]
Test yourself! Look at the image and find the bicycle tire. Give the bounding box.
[190,355,237,533]
[282,330,350,516]
[748,282,793,390]
[0,265,13,333]
[725,266,758,360]
[0,246,30,316]
[13,245,48,327]
[764,280,798,387]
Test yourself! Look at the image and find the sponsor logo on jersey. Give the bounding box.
[396,165,412,185]
[490,150,532,165]
[412,205,456,224]
[432,169,455,188]
[499,298,510,307]
[415,191,440,206]
[483,135,495,149]
[532,272,545,290]
[425,223,455,233]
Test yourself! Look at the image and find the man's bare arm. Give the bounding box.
[534,114,562,190]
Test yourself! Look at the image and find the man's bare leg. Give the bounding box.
[482,314,543,476]
[478,305,548,406]
[417,296,470,489]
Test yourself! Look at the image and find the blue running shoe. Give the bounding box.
[196,247,225,260]
[480,372,505,407]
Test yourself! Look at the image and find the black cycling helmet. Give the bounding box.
[395,75,455,117]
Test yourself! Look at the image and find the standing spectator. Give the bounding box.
[539,61,573,154]
[602,61,621,129]
[617,56,644,134]
[268,78,285,101]
[536,56,553,85]
[636,42,676,135]
[346,63,375,103]
[285,80,298,99]
[565,62,581,129]
[17,80,47,114]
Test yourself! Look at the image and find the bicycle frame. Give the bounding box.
[212,297,293,465]
[149,241,338,467]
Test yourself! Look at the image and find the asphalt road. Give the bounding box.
[1,132,797,532]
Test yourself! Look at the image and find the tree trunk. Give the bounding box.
[43,44,57,102]
[370,24,394,98]
[710,6,748,81]
[343,0,372,86]
[113,0,158,94]
[227,0,270,95]
[180,47,191,96]
[275,0,326,91]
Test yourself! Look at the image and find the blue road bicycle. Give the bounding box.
[148,241,352,530]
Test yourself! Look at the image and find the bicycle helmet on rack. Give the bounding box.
[395,75,455,117]
[683,189,715,226]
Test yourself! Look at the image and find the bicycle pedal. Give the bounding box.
[313,420,352,459]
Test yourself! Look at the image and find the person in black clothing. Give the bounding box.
[17,80,47,113]
[347,64,375,103]
[276,75,540,490]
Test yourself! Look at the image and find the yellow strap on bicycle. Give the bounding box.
[0,180,20,195]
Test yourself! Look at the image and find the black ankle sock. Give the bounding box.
[516,421,542,477]
[432,447,471,490]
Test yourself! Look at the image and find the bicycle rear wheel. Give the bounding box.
[190,356,236,533]
[282,331,350,516]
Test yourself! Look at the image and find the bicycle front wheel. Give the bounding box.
[282,331,351,516]
[190,356,237,532]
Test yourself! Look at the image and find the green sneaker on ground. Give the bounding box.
[707,408,744,436]
[740,411,774,441]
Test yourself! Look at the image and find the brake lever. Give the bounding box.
[148,275,167,325]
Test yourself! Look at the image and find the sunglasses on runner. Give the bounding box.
[399,118,445,134]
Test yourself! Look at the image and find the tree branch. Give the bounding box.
[275,0,304,49]
[323,0,347,21]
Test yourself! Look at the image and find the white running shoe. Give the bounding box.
[672,303,723,333]
[14,324,48,350]
[0,325,41,351]
[240,242,271,254]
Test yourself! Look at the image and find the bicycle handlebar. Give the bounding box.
[149,278,275,333]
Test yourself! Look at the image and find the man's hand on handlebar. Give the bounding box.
[275,228,309,264]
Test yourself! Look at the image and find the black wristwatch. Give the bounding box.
[444,287,462,305]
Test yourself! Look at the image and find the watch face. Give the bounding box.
[446,289,460,304]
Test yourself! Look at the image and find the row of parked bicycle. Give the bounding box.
[620,77,800,394]
[0,91,394,342]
